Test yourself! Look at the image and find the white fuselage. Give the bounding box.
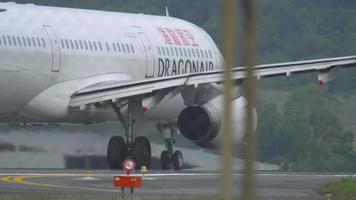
[0,3,224,123]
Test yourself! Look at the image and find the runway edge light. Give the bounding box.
[140,166,148,176]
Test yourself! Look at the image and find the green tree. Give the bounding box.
[257,84,355,172]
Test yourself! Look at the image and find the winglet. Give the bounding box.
[165,6,170,17]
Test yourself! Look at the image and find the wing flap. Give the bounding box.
[69,56,356,108]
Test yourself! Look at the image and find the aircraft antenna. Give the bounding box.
[165,6,170,17]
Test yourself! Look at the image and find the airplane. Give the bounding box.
[0,2,355,170]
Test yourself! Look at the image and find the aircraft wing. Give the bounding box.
[69,56,356,108]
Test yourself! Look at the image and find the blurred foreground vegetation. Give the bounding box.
[0,0,355,171]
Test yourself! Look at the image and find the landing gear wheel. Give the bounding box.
[173,150,184,170]
[160,151,170,170]
[107,136,127,169]
[131,136,151,170]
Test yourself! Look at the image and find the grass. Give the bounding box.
[318,177,356,200]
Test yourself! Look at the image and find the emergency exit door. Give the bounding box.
[43,25,61,72]
[138,32,155,78]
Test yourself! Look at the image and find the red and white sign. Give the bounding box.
[123,159,136,174]
[114,176,142,188]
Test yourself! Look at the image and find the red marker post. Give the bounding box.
[114,159,142,194]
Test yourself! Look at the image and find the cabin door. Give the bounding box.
[138,32,155,78]
[43,25,61,72]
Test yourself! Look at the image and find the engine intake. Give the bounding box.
[178,106,220,146]
[177,96,256,148]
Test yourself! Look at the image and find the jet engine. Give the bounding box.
[177,96,257,148]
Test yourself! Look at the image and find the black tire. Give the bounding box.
[132,136,151,170]
[173,150,184,170]
[107,136,127,169]
[160,151,170,170]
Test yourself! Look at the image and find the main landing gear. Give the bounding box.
[157,123,184,170]
[107,98,151,170]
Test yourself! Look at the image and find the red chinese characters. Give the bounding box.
[165,28,182,45]
[157,27,173,45]
[174,28,190,46]
[183,29,199,47]
[156,27,199,47]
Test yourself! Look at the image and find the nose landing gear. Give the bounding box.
[157,123,184,170]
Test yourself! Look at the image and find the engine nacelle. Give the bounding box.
[177,96,257,148]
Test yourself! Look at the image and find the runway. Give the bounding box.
[0,169,354,199]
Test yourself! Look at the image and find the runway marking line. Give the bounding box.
[1,172,356,193]
[1,172,356,177]
[1,175,119,193]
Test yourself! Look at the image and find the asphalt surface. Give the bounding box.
[0,169,354,199]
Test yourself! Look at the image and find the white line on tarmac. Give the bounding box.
[0,173,222,177]
[0,173,355,177]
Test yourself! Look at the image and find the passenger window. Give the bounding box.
[106,42,110,52]
[60,39,65,49]
[183,48,187,57]
[116,43,121,52]
[22,37,26,47]
[196,49,200,58]
[70,40,75,49]
[166,47,170,56]
[7,36,11,46]
[7,36,12,46]
[112,43,117,52]
[98,42,103,51]
[161,46,166,56]
[121,44,126,53]
[130,44,135,53]
[187,48,192,57]
[31,37,36,47]
[170,47,174,56]
[27,37,31,47]
[88,41,93,50]
[174,47,179,57]
[126,44,130,53]
[157,47,161,55]
[93,41,97,51]
[74,40,79,50]
[2,35,7,45]
[79,40,84,50]
[209,50,213,59]
[65,40,69,49]
[191,49,196,57]
[84,40,88,50]
[179,48,183,57]
[204,50,208,59]
[12,36,17,46]
[36,38,41,48]
[41,38,46,48]
[17,36,22,46]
